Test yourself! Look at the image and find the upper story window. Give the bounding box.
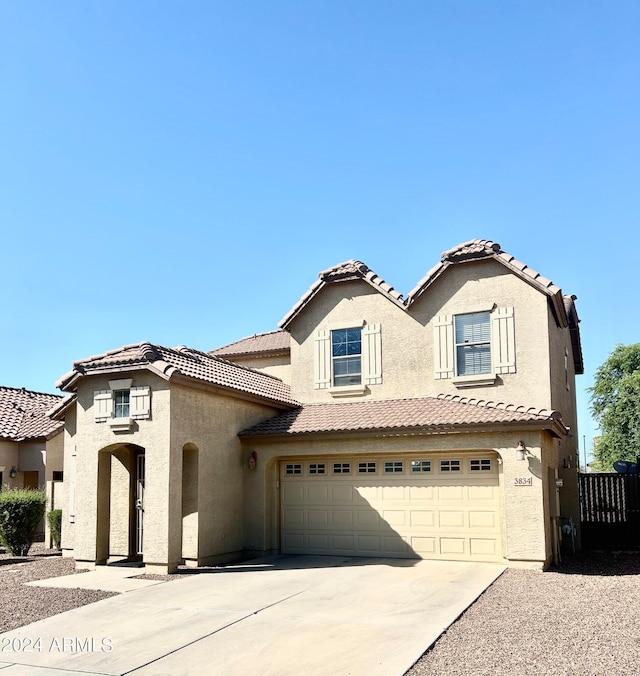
[331,328,362,387]
[455,312,491,376]
[434,306,515,387]
[114,390,130,418]
[94,379,151,430]
[314,322,382,395]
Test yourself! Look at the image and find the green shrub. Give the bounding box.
[0,488,47,557]
[47,509,62,550]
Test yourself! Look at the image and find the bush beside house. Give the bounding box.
[0,488,47,556]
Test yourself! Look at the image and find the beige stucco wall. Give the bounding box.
[243,428,557,567]
[0,440,20,489]
[62,371,173,568]
[287,260,572,413]
[168,383,281,569]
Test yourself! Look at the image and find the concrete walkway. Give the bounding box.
[0,556,505,676]
[26,563,165,593]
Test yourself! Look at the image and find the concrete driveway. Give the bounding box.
[0,555,504,676]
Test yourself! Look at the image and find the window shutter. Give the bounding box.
[130,386,151,419]
[492,306,516,374]
[93,390,113,422]
[314,329,331,389]
[362,323,382,385]
[434,314,454,379]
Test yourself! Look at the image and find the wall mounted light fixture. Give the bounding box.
[516,441,528,461]
[9,467,17,479]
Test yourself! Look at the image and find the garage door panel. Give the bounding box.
[307,509,329,526]
[409,486,435,500]
[411,536,437,554]
[331,485,353,502]
[356,510,381,528]
[282,509,304,526]
[440,538,466,555]
[307,484,329,503]
[439,485,465,500]
[382,486,405,500]
[439,511,465,528]
[382,510,407,527]
[410,510,435,527]
[281,455,501,563]
[469,511,496,528]
[331,510,354,526]
[470,538,497,556]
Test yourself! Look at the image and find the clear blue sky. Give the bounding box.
[2,1,639,462]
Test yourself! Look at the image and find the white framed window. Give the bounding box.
[455,312,491,376]
[333,462,351,474]
[411,460,431,473]
[314,322,382,392]
[285,463,302,475]
[309,463,325,475]
[331,328,362,387]
[114,390,130,418]
[434,306,515,385]
[358,461,376,473]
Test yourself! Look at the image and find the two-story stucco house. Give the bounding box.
[52,239,583,573]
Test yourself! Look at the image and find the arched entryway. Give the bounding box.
[96,443,146,564]
[181,443,199,565]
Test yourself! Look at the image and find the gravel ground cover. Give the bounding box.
[0,544,115,633]
[2,546,638,675]
[407,552,640,676]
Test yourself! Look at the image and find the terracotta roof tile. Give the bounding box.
[210,330,290,357]
[0,386,64,441]
[240,395,564,437]
[57,342,298,408]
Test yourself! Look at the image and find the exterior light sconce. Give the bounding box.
[9,467,17,479]
[247,451,257,470]
[555,478,564,488]
[516,441,528,461]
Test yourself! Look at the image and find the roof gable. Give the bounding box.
[57,342,298,409]
[279,260,405,330]
[406,239,569,328]
[0,386,64,441]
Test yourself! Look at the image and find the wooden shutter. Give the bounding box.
[130,386,151,419]
[314,329,331,389]
[362,323,382,385]
[492,306,516,374]
[93,390,113,422]
[433,315,454,379]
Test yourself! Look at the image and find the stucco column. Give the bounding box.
[143,438,183,574]
[73,445,103,567]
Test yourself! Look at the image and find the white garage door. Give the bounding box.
[280,454,502,563]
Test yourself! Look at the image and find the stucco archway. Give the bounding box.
[96,442,145,564]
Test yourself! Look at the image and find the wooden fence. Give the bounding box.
[579,473,640,550]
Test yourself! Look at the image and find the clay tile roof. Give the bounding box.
[210,330,290,358]
[57,342,298,409]
[279,260,405,329]
[0,386,64,441]
[240,395,565,438]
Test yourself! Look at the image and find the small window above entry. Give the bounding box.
[94,379,151,431]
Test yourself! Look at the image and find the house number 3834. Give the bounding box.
[514,477,533,486]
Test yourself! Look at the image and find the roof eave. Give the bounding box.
[240,417,568,443]
[170,373,298,411]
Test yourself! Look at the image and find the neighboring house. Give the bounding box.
[0,386,65,543]
[52,239,583,573]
